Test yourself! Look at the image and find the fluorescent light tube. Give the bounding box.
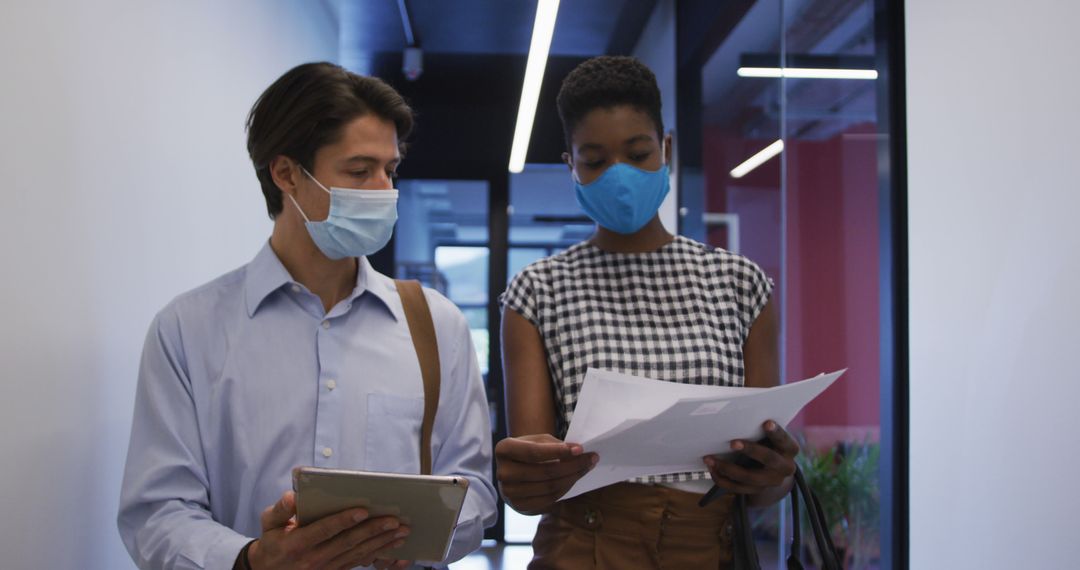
[730,139,784,179]
[509,0,560,174]
[737,67,878,80]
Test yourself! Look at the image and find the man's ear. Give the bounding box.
[269,155,301,198]
[561,151,574,171]
[663,132,674,166]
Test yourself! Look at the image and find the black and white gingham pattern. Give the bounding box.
[500,236,773,484]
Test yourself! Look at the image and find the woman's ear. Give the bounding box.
[664,132,674,166]
[270,155,301,198]
[562,151,574,171]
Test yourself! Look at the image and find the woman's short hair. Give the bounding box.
[556,56,663,150]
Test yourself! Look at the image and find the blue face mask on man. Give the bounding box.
[574,155,670,235]
[287,166,399,260]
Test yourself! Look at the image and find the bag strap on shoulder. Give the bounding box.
[394,279,441,476]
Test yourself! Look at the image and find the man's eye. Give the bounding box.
[349,171,368,177]
[585,161,605,169]
[630,153,651,162]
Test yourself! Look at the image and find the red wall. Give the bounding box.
[703,124,881,431]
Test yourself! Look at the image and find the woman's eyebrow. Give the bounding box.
[623,134,654,146]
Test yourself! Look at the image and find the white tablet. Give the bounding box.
[292,466,470,564]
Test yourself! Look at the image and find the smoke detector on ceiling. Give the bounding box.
[403,46,423,81]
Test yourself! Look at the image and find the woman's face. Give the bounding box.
[564,104,669,185]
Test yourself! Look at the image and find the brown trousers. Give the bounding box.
[529,483,736,570]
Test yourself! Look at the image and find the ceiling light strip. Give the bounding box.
[737,67,878,80]
[508,0,561,174]
[730,139,785,179]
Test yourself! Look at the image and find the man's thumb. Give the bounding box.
[261,491,296,531]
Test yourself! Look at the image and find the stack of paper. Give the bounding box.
[561,368,845,500]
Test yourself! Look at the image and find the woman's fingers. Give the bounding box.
[703,420,800,494]
[495,435,599,515]
[703,461,765,495]
[710,454,787,488]
[496,452,597,483]
[762,421,800,457]
[731,440,795,477]
[495,436,582,464]
[498,459,595,501]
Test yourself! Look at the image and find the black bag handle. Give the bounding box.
[792,466,841,570]
[735,465,843,570]
[786,476,803,570]
[732,493,762,569]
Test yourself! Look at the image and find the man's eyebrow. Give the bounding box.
[342,155,400,165]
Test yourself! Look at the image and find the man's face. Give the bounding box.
[289,114,400,223]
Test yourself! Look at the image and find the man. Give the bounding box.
[118,62,497,570]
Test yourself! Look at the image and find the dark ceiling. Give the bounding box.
[327,0,658,175]
[335,0,657,56]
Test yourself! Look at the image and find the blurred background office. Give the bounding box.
[0,0,1076,569]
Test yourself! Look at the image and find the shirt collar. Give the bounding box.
[355,256,403,322]
[244,241,293,317]
[244,241,400,321]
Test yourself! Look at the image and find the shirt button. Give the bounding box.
[322,447,333,458]
[321,320,330,329]
[290,284,300,293]
[326,379,337,391]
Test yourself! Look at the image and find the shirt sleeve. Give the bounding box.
[499,267,540,328]
[426,292,498,567]
[117,308,251,570]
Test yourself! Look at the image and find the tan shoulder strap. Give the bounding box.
[394,279,441,475]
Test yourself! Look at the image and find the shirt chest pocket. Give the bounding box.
[364,393,425,474]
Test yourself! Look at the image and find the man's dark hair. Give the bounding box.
[556,56,664,150]
[246,62,414,219]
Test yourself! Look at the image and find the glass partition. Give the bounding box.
[682,0,897,566]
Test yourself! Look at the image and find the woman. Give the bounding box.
[495,56,800,569]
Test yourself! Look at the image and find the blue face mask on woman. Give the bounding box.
[574,160,670,235]
[287,167,399,260]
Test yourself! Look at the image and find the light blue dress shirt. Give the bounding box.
[118,242,497,569]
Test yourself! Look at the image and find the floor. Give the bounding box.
[447,541,786,569]
[450,543,534,570]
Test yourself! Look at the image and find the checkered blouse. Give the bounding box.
[500,235,773,484]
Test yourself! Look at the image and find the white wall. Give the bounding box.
[632,0,679,232]
[906,1,1080,567]
[0,1,336,568]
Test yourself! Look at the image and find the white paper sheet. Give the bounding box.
[561,368,845,500]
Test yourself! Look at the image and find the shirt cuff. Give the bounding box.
[204,530,254,570]
[440,516,482,566]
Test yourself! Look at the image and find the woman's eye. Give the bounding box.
[585,161,606,169]
[349,171,368,178]
[630,153,651,162]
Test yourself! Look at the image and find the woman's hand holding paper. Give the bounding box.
[495,434,599,515]
[703,420,799,506]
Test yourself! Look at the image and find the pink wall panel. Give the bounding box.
[702,124,881,431]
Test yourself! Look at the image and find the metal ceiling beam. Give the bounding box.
[396,0,415,46]
[605,0,659,55]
